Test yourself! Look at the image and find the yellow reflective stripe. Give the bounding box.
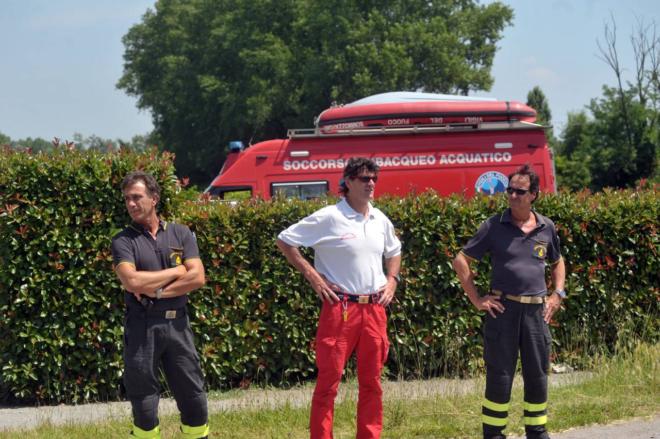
[482,414,508,427]
[483,398,510,412]
[524,401,547,412]
[181,423,210,439]
[130,424,161,439]
[524,415,548,426]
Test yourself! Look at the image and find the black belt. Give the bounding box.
[336,292,381,304]
[128,305,187,319]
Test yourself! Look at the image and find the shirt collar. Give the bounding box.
[338,198,374,220]
[500,208,546,229]
[129,218,167,233]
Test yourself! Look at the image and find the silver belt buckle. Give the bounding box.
[165,310,177,319]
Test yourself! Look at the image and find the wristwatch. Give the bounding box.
[155,287,163,300]
[389,274,401,283]
[553,289,567,299]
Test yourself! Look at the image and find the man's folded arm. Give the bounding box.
[115,262,187,295]
[157,258,206,298]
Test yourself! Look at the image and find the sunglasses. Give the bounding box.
[354,175,378,183]
[506,187,530,196]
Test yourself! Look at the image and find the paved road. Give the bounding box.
[509,416,659,439]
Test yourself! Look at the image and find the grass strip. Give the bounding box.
[3,343,657,438]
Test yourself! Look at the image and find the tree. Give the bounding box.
[73,133,114,152]
[118,0,513,184]
[121,134,152,153]
[555,111,595,190]
[10,137,55,153]
[526,85,559,154]
[1,132,153,154]
[526,86,552,126]
[70,132,154,152]
[0,132,10,146]
[558,86,658,191]
[556,18,659,191]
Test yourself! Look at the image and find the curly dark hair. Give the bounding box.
[340,157,380,195]
[121,171,161,200]
[508,164,540,201]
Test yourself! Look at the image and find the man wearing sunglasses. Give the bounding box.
[453,164,566,439]
[276,157,401,439]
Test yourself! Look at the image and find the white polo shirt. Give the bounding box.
[278,199,402,295]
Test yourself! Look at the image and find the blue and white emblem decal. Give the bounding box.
[475,171,508,195]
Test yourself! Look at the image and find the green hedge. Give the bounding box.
[0,147,178,403]
[1,148,658,404]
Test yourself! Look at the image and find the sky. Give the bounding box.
[488,0,659,133]
[1,0,659,142]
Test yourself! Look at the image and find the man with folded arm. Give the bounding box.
[111,171,209,439]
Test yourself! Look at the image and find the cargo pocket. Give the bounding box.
[483,315,502,369]
[542,322,552,373]
[181,316,202,363]
[315,336,337,369]
[317,302,343,337]
[483,328,501,367]
[380,334,390,365]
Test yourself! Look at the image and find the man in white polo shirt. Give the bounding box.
[276,157,402,439]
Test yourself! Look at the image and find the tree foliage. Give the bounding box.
[72,133,153,153]
[0,132,152,154]
[5,136,55,153]
[117,0,513,184]
[526,85,559,154]
[526,86,552,126]
[556,18,659,191]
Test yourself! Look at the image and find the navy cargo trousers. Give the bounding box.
[124,306,209,438]
[482,299,551,439]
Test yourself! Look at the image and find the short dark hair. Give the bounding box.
[340,157,380,195]
[121,171,161,200]
[508,164,540,197]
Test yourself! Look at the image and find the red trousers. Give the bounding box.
[310,300,390,439]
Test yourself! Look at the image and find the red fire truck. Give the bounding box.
[206,92,556,199]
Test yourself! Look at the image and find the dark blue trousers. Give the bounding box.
[482,300,551,439]
[123,307,208,432]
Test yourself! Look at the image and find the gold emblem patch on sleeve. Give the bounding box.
[169,251,183,266]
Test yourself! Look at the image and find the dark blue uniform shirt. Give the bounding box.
[111,220,200,310]
[461,209,562,296]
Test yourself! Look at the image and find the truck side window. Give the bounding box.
[272,181,329,200]
[223,190,251,201]
[207,186,252,200]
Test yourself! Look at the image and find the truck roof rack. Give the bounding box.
[287,120,545,139]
